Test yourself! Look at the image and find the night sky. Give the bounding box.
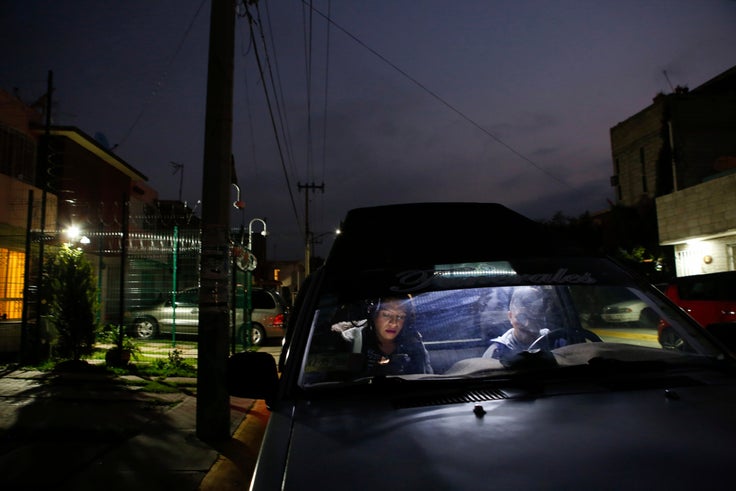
[3,0,736,259]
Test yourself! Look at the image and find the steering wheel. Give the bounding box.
[527,327,602,351]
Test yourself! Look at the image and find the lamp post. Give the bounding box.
[245,218,267,349]
[63,225,90,247]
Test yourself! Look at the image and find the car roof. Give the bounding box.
[325,202,586,274]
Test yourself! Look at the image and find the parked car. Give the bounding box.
[227,202,736,490]
[664,271,736,327]
[128,286,288,345]
[600,298,649,324]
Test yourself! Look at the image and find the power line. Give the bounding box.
[302,1,571,189]
[302,1,315,182]
[114,0,208,150]
[235,15,260,184]
[320,0,332,186]
[663,70,675,92]
[243,2,302,235]
[260,0,299,181]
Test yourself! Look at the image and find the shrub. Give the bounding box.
[43,244,100,362]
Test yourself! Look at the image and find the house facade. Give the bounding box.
[0,88,182,354]
[609,66,736,277]
[1,87,278,356]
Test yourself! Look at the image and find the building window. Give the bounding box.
[0,248,25,320]
[0,126,36,184]
[639,147,648,193]
[613,158,622,201]
[675,248,699,277]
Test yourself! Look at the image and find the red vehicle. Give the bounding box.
[664,271,736,327]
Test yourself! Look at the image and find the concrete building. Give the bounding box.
[610,66,736,276]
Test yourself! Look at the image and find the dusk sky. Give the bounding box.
[2,1,736,260]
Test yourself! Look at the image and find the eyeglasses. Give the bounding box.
[378,311,407,323]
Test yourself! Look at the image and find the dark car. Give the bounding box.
[128,286,288,345]
[227,203,736,490]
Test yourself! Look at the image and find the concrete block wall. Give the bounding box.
[657,172,736,244]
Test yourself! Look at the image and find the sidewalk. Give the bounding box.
[0,348,278,491]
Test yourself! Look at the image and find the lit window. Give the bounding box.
[0,249,25,320]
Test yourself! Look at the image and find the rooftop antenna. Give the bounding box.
[170,161,184,202]
[663,70,675,92]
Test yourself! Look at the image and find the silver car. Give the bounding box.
[128,286,288,346]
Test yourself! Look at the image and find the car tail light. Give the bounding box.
[273,313,285,326]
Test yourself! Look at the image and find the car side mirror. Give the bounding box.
[226,351,279,405]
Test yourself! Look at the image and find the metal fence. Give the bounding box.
[1,202,255,366]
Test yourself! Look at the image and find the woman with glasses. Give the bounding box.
[334,296,433,375]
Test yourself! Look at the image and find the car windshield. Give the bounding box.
[298,258,725,388]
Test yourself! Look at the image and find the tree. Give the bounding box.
[43,244,99,362]
[540,202,675,284]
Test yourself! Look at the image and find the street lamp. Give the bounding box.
[244,218,267,349]
[64,225,90,247]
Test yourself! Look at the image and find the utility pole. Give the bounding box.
[298,181,324,277]
[30,70,53,364]
[197,0,235,441]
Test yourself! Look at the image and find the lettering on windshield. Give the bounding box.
[389,268,597,293]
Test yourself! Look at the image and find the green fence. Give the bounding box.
[0,201,258,366]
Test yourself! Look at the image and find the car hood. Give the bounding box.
[255,381,736,490]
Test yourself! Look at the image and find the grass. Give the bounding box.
[127,378,185,393]
[12,337,264,379]
[14,347,197,380]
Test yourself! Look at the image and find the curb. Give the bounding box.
[198,399,270,490]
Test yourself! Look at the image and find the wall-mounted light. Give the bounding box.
[703,255,713,264]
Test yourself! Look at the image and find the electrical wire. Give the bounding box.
[302,1,314,182]
[238,40,259,189]
[261,0,299,182]
[243,2,303,235]
[301,1,571,189]
[318,0,332,228]
[114,0,208,150]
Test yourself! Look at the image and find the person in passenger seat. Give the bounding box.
[482,286,550,360]
[333,296,433,375]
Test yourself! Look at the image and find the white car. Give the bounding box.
[600,299,649,324]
